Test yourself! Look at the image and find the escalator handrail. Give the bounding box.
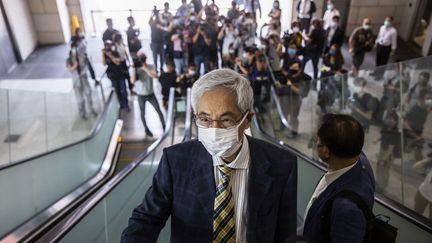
[1,119,123,242]
[182,88,193,142]
[0,90,115,171]
[253,90,432,233]
[261,50,292,130]
[39,88,177,242]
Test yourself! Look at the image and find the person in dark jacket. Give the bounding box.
[302,18,325,79]
[302,114,375,243]
[296,0,316,33]
[324,15,344,54]
[121,69,297,243]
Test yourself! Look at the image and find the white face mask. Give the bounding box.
[243,53,248,59]
[292,27,300,33]
[198,113,248,158]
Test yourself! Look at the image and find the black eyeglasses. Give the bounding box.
[194,112,248,128]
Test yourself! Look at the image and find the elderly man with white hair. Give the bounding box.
[122,69,298,243]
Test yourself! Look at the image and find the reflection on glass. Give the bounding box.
[265,56,432,222]
[412,0,432,47]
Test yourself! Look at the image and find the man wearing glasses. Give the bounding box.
[122,69,298,242]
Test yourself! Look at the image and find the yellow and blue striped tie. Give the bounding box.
[213,165,236,243]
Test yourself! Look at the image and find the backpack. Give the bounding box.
[322,190,398,243]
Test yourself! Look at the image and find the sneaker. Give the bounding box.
[145,129,154,137]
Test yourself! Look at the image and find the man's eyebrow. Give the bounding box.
[196,111,238,117]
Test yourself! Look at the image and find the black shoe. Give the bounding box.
[145,129,154,137]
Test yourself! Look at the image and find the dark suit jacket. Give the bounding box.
[302,153,375,243]
[121,136,298,243]
[324,26,344,52]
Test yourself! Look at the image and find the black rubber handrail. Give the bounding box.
[0,90,114,170]
[36,88,178,242]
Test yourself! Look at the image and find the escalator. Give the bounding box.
[0,88,189,242]
[25,88,193,242]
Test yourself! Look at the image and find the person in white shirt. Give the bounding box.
[373,16,397,79]
[134,53,166,137]
[322,0,340,30]
[296,0,316,33]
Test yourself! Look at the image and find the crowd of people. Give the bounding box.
[64,0,432,224]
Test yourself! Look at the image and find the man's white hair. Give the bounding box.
[191,69,254,114]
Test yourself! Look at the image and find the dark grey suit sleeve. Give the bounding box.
[121,149,173,243]
[275,156,298,243]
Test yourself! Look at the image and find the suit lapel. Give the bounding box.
[191,144,216,223]
[246,137,272,238]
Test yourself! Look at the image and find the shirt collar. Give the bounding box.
[213,134,250,170]
[324,161,357,184]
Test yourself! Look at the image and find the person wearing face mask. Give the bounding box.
[67,41,97,119]
[349,18,374,77]
[122,68,298,242]
[286,21,303,49]
[268,0,282,35]
[102,40,130,112]
[324,15,343,55]
[278,60,311,137]
[281,42,301,74]
[296,0,316,33]
[322,0,340,30]
[372,16,397,80]
[302,114,375,243]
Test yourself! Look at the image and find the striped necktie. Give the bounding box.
[213,165,236,243]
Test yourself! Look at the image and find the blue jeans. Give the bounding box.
[151,43,165,72]
[174,58,185,75]
[111,78,129,110]
[194,55,208,76]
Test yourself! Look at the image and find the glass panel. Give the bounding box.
[8,90,47,162]
[411,0,432,47]
[60,137,174,243]
[0,93,119,237]
[0,89,10,166]
[264,56,432,224]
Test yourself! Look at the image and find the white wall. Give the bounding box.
[2,0,37,60]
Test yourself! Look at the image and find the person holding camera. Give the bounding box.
[67,41,97,120]
[193,23,211,76]
[149,8,165,73]
[102,40,129,112]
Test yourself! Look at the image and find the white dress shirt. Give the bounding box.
[298,0,312,19]
[303,161,358,221]
[323,9,340,30]
[376,25,397,50]
[213,134,250,243]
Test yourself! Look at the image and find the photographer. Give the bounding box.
[149,7,165,73]
[192,22,211,75]
[102,40,129,112]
